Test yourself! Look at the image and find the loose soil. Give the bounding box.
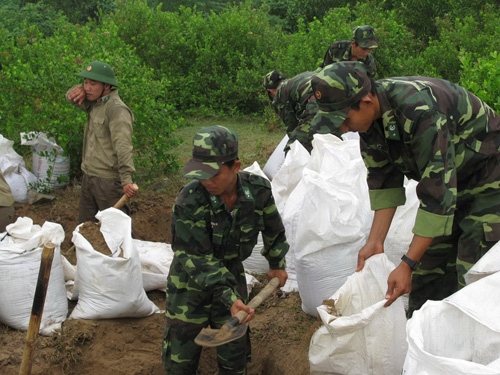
[0,186,319,375]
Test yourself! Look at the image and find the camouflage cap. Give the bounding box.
[353,25,378,49]
[263,70,285,90]
[183,125,239,180]
[310,61,371,131]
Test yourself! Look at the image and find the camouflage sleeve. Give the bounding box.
[171,186,240,307]
[286,122,313,153]
[274,100,299,134]
[364,54,377,78]
[364,110,457,238]
[256,180,289,269]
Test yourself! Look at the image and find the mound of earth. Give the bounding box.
[0,186,318,375]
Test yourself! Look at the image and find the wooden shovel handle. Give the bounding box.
[19,242,56,375]
[113,183,138,210]
[233,277,280,324]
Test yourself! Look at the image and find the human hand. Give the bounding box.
[68,86,86,105]
[230,299,254,324]
[267,269,288,287]
[356,242,384,272]
[123,183,138,198]
[384,263,412,307]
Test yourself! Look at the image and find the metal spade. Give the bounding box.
[194,277,281,347]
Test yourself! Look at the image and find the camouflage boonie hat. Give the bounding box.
[310,61,371,131]
[353,25,378,49]
[183,125,239,180]
[263,70,285,90]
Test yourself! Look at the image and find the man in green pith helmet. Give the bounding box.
[308,60,500,318]
[162,125,289,374]
[262,70,322,153]
[317,25,378,78]
[66,61,137,223]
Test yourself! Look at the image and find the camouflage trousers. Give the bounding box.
[162,258,251,375]
[408,154,500,317]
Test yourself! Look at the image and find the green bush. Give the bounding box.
[109,0,283,115]
[0,20,183,184]
[460,51,500,113]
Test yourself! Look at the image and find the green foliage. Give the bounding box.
[0,0,67,38]
[109,0,282,115]
[21,0,117,24]
[0,19,183,185]
[460,51,500,113]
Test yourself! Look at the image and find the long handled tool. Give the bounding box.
[194,277,280,347]
[19,242,56,375]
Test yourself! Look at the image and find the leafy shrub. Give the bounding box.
[459,51,500,113]
[109,0,283,115]
[0,20,182,185]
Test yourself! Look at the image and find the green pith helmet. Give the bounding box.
[77,61,119,87]
[183,125,239,180]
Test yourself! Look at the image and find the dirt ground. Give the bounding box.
[0,185,318,375]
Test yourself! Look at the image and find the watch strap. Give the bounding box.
[401,254,419,270]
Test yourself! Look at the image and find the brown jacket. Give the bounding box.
[67,87,135,185]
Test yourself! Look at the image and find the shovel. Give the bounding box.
[194,277,280,347]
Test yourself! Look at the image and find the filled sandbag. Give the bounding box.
[403,271,500,374]
[0,218,67,335]
[70,208,159,320]
[309,254,408,375]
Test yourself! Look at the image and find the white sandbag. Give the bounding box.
[309,254,408,375]
[21,131,70,190]
[403,271,500,374]
[465,240,500,285]
[0,219,67,335]
[70,208,159,320]
[133,239,174,292]
[263,134,288,181]
[272,141,311,293]
[0,134,38,202]
[292,134,373,315]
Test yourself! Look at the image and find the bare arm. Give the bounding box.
[384,234,433,307]
[356,207,397,271]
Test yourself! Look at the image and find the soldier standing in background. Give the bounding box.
[66,61,137,223]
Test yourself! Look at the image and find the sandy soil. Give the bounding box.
[0,186,318,375]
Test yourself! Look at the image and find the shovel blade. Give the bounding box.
[194,323,249,347]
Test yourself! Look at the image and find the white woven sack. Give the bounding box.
[70,208,159,319]
[309,254,408,375]
[133,239,174,292]
[0,219,67,335]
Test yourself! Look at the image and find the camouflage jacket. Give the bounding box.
[361,77,500,238]
[170,171,288,308]
[272,72,318,135]
[318,40,377,78]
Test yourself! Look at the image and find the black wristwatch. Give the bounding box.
[401,254,419,270]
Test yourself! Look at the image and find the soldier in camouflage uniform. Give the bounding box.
[263,70,319,152]
[309,61,500,317]
[317,25,378,78]
[162,125,289,374]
